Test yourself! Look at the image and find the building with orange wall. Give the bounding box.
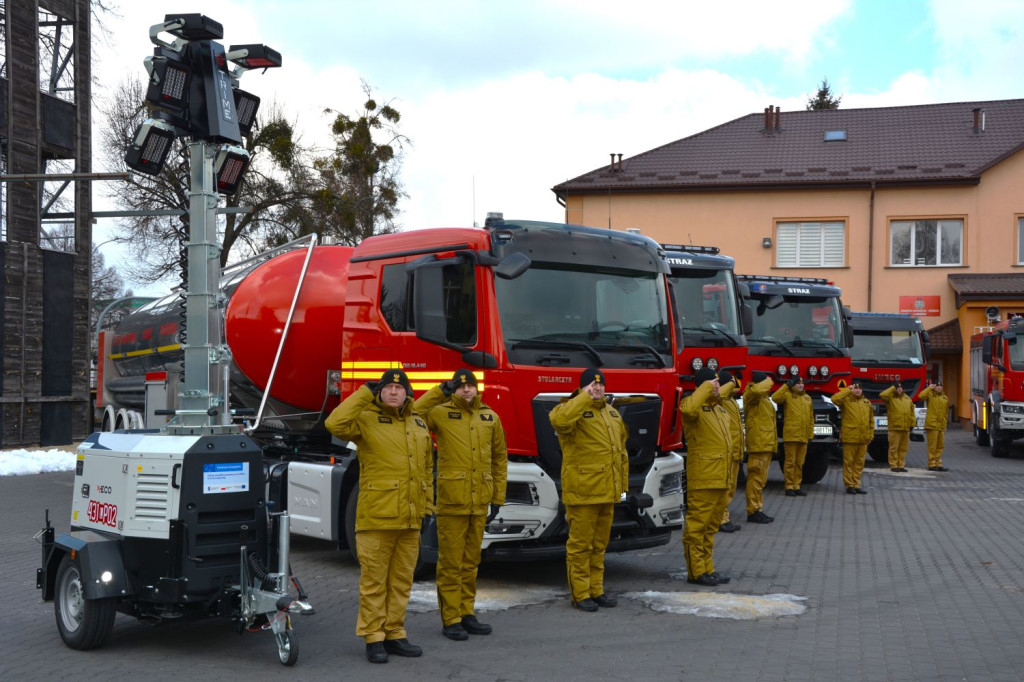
[552,99,1024,427]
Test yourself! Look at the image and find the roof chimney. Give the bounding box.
[610,153,616,171]
[617,153,623,171]
[764,106,772,131]
[774,107,781,131]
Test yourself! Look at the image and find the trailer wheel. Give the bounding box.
[275,629,299,666]
[54,554,116,650]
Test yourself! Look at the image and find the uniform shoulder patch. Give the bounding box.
[447,411,463,420]
[610,411,620,419]
[479,413,494,421]
[582,411,594,418]
[701,405,712,412]
[414,418,427,428]
[378,416,393,424]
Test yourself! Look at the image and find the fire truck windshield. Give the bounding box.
[851,330,925,365]
[1007,336,1024,370]
[669,268,742,345]
[495,263,672,363]
[748,295,847,356]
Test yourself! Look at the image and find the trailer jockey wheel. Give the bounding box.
[54,554,116,650]
[275,629,299,666]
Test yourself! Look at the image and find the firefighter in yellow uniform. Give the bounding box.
[679,367,733,586]
[413,369,508,641]
[717,370,744,533]
[880,384,915,472]
[743,371,776,524]
[919,382,950,471]
[832,382,873,494]
[773,376,814,496]
[549,368,628,612]
[325,369,434,665]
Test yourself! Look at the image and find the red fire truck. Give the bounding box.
[970,314,1024,457]
[736,275,854,484]
[97,217,687,569]
[849,312,930,462]
[662,245,750,399]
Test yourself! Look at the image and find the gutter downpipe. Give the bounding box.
[867,181,876,311]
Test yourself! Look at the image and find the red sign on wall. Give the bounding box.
[899,295,941,317]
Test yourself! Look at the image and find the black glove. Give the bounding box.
[364,380,379,394]
[440,380,456,396]
[486,504,500,524]
[422,515,434,532]
[786,378,796,388]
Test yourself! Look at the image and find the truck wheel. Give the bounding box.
[974,421,990,446]
[275,629,299,666]
[867,441,889,463]
[801,452,829,485]
[990,410,1011,458]
[54,554,116,650]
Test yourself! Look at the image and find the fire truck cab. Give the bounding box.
[970,314,1024,457]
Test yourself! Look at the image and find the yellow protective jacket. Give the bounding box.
[772,384,814,443]
[879,385,916,432]
[679,381,732,490]
[832,387,874,445]
[324,385,434,532]
[743,376,777,454]
[918,386,950,430]
[719,382,744,461]
[413,385,508,515]
[549,390,629,506]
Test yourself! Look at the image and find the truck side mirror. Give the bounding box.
[495,252,531,280]
[982,337,994,365]
[741,302,753,336]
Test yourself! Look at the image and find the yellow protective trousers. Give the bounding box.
[888,430,910,469]
[842,443,868,489]
[721,458,741,524]
[926,429,946,467]
[564,503,614,602]
[745,452,772,515]
[683,487,728,579]
[783,442,808,490]
[435,513,486,626]
[355,528,420,643]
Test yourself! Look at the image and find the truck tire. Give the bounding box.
[54,554,116,650]
[974,420,990,446]
[990,409,1011,458]
[343,487,436,581]
[801,451,829,485]
[867,440,889,463]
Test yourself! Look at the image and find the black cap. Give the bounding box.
[695,367,717,385]
[718,370,734,386]
[752,370,769,383]
[850,380,861,389]
[580,368,606,388]
[451,368,478,387]
[377,369,413,396]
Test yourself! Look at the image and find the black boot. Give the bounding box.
[366,641,388,664]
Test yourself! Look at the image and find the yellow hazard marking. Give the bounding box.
[838,379,847,388]
[108,343,182,360]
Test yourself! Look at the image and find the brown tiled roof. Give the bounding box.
[553,99,1024,196]
[948,273,1024,308]
[925,318,962,354]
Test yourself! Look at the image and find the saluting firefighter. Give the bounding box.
[879,383,915,472]
[716,370,744,533]
[918,381,950,471]
[679,367,733,586]
[413,369,508,641]
[548,368,628,612]
[743,371,776,524]
[325,369,434,665]
[832,381,873,494]
[773,376,814,496]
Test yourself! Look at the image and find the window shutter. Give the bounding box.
[823,222,845,266]
[776,223,797,266]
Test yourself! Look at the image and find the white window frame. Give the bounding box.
[775,221,845,268]
[1017,217,1024,265]
[889,219,963,267]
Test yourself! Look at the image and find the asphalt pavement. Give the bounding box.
[4,429,1024,681]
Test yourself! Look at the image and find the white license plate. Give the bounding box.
[875,417,887,428]
[814,425,832,436]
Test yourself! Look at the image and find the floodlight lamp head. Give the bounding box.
[226,44,282,73]
[125,119,177,176]
[213,145,251,196]
[149,14,222,51]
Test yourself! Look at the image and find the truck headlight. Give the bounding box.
[691,357,704,371]
[807,365,818,377]
[659,472,683,497]
[820,365,830,377]
[777,364,788,376]
[1002,404,1024,414]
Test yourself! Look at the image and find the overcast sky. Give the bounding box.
[90,0,1024,293]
